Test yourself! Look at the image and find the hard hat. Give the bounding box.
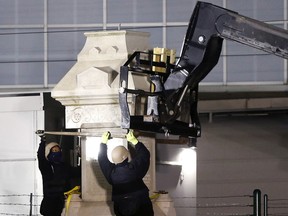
[111,146,129,164]
[45,142,60,160]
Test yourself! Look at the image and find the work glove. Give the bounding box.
[126,130,138,145]
[102,131,111,144]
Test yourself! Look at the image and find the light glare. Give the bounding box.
[85,137,126,162]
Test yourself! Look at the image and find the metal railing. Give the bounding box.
[173,189,287,216]
[0,189,287,215]
[0,193,42,216]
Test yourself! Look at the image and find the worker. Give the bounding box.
[37,135,81,216]
[98,130,154,216]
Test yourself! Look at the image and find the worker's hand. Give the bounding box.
[101,131,111,144]
[126,130,138,145]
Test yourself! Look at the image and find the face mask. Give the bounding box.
[48,152,62,164]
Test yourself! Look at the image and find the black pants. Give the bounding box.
[40,196,64,216]
[113,196,154,216]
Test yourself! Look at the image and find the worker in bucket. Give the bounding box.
[37,135,80,216]
[98,130,154,216]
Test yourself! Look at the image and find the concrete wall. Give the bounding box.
[196,113,288,215]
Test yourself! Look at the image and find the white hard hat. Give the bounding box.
[111,146,130,164]
[45,142,60,160]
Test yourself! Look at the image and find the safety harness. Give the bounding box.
[64,186,81,216]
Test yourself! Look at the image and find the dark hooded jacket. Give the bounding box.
[98,142,154,216]
[37,139,80,215]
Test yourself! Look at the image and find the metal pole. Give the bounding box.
[263,194,268,216]
[29,193,32,216]
[253,189,261,216]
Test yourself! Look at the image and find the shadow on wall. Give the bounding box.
[156,164,182,191]
[155,144,184,191]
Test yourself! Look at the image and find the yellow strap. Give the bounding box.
[64,186,81,216]
[150,192,160,200]
[150,190,169,201]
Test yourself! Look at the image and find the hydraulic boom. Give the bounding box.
[119,1,288,141]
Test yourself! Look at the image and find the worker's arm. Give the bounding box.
[37,138,52,175]
[98,132,114,184]
[132,142,150,178]
[126,131,150,178]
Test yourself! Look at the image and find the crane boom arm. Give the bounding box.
[119,1,288,139]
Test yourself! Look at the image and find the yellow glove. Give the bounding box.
[102,131,111,144]
[126,131,138,145]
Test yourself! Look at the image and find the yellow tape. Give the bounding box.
[64,186,81,216]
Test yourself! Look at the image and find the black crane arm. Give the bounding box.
[119,1,288,139]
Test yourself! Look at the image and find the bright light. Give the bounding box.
[85,137,127,162]
[85,137,101,161]
[179,148,197,181]
[180,148,196,166]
